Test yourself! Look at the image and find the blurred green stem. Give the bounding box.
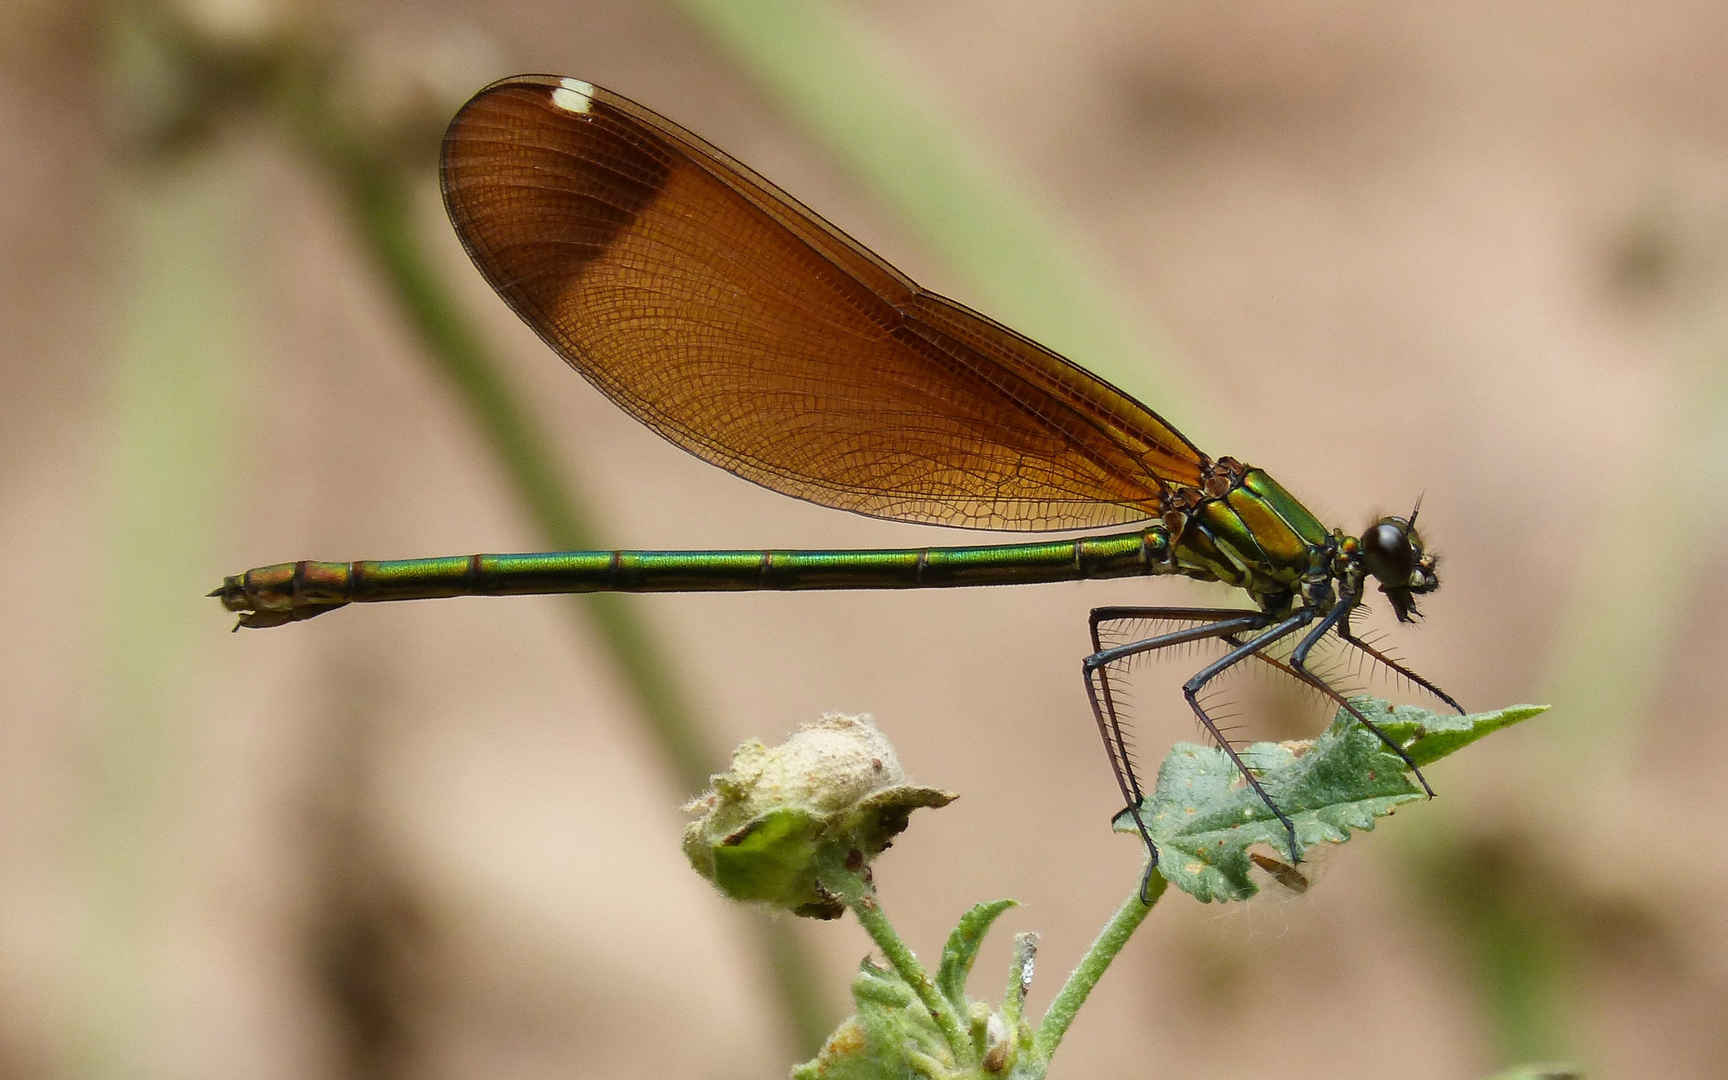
[673,0,1187,417]
[89,150,244,1080]
[265,63,836,1057]
[284,99,713,785]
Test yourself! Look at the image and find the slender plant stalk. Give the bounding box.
[1035,871,1165,1056]
[824,867,974,1067]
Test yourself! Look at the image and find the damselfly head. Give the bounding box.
[1360,511,1439,622]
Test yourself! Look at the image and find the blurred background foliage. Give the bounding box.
[3,0,1726,1076]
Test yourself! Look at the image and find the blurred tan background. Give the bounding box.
[4,0,1727,1076]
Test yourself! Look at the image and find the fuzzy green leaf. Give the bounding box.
[795,908,1047,1080]
[1352,699,1550,768]
[1114,700,1546,902]
[794,958,990,1080]
[937,900,1018,1011]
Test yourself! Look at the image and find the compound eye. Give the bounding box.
[1361,519,1414,587]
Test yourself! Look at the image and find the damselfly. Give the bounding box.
[215,76,1462,869]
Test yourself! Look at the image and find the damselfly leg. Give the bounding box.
[1084,606,1309,886]
[1086,599,1465,892]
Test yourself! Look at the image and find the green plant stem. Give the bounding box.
[250,55,837,1057]
[826,867,974,1068]
[1035,870,1165,1057]
[287,99,716,789]
[672,0,1186,414]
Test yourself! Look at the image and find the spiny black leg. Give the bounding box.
[1082,668,1163,903]
[1085,609,1267,812]
[1089,606,1263,639]
[1179,610,1314,863]
[1336,609,1466,714]
[1084,608,1269,899]
[1290,602,1435,797]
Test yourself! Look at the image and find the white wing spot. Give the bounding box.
[550,78,596,114]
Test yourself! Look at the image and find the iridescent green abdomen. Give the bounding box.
[215,526,1176,627]
[1174,469,1331,597]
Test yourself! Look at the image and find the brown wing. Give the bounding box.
[439,75,1206,531]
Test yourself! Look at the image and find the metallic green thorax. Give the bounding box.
[215,467,1338,628]
[1170,469,1332,597]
